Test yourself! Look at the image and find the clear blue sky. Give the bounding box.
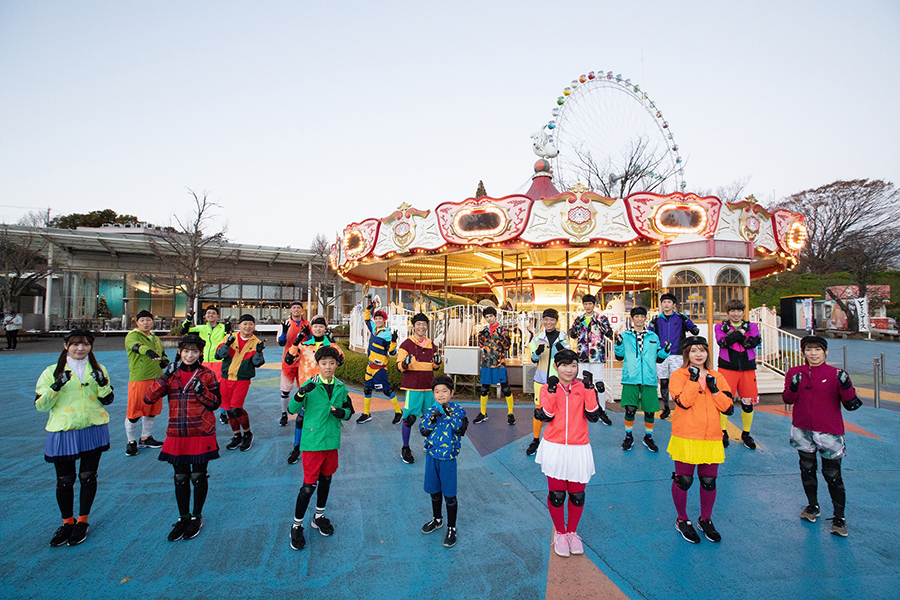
[1,1,898,247]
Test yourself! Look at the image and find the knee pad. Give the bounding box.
[568,491,585,507]
[430,492,443,502]
[227,407,244,418]
[382,389,395,398]
[699,476,716,491]
[595,381,605,394]
[280,391,290,399]
[189,472,208,486]
[57,474,76,489]
[821,460,843,487]
[363,387,373,398]
[624,406,637,419]
[174,472,190,485]
[297,483,317,501]
[317,474,332,486]
[548,490,567,507]
[128,417,141,424]
[644,412,655,424]
[78,471,97,486]
[500,383,512,397]
[672,472,693,491]
[403,414,417,427]
[799,452,817,475]
[480,384,491,396]
[444,496,457,507]
[740,402,754,413]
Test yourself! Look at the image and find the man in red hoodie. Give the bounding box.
[782,335,861,537]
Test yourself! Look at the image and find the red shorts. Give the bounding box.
[128,379,162,419]
[220,379,251,411]
[202,362,223,384]
[719,369,758,404]
[302,449,339,484]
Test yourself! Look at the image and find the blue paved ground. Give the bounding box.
[2,349,898,599]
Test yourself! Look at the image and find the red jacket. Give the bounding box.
[783,363,856,436]
[669,367,734,442]
[144,364,221,437]
[539,380,599,446]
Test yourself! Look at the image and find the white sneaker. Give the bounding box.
[553,531,570,557]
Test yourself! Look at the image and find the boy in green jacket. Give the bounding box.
[288,345,354,551]
[124,310,168,456]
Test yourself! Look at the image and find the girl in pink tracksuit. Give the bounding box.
[534,349,602,557]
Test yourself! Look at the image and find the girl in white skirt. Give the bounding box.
[534,349,602,557]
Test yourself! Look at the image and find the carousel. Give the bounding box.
[329,71,807,394]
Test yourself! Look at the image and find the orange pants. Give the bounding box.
[127,379,162,419]
[719,369,759,404]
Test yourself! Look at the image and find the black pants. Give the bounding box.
[53,449,103,519]
[6,329,18,349]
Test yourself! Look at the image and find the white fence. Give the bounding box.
[751,306,803,374]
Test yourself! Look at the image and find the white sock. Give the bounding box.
[280,395,290,413]
[124,418,138,443]
[315,506,325,519]
[141,416,155,439]
[293,517,304,527]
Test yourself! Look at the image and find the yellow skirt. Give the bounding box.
[667,435,725,465]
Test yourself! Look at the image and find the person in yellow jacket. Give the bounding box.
[35,329,114,547]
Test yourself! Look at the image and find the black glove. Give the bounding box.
[442,403,452,416]
[584,408,600,423]
[724,330,744,346]
[298,380,317,396]
[403,354,413,367]
[842,396,863,411]
[428,410,441,425]
[837,369,852,390]
[688,366,700,382]
[225,334,236,346]
[706,374,719,394]
[50,371,72,392]
[535,344,545,356]
[146,349,160,360]
[330,406,346,419]
[554,342,565,352]
[192,378,204,394]
[366,301,375,312]
[223,319,233,334]
[453,416,469,436]
[547,375,559,394]
[292,331,305,347]
[301,324,312,340]
[690,326,700,336]
[391,331,398,343]
[663,341,672,353]
[91,369,109,387]
[615,333,624,345]
[166,359,183,378]
[581,370,594,389]
[186,309,195,321]
[97,392,114,406]
[722,404,735,416]
[257,339,266,351]
[284,350,297,365]
[534,407,554,422]
[159,355,170,369]
[789,372,802,392]
[432,353,442,366]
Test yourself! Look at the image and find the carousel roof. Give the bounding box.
[330,162,806,294]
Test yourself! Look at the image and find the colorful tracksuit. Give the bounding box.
[363,308,400,416]
[714,320,761,435]
[477,323,514,416]
[615,328,669,436]
[420,400,467,530]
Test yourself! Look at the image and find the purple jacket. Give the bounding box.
[650,311,699,354]
[782,363,857,436]
[714,321,760,371]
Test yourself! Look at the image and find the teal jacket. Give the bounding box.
[288,376,354,451]
[614,329,669,386]
[35,363,114,432]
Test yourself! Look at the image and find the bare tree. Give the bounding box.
[695,178,750,204]
[16,210,51,228]
[832,229,900,299]
[555,136,682,197]
[773,179,900,274]
[0,225,55,312]
[310,232,337,318]
[149,190,229,314]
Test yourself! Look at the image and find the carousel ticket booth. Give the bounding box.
[331,163,805,398]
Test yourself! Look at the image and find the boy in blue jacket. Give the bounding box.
[614,306,670,452]
[419,375,468,548]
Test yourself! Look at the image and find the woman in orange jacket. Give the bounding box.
[667,337,734,544]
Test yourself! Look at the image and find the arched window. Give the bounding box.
[667,269,707,322]
[713,268,746,322]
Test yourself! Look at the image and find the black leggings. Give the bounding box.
[53,449,102,520]
[173,463,209,517]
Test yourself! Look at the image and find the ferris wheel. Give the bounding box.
[534,71,685,197]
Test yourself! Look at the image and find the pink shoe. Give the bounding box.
[567,531,584,554]
[553,531,570,557]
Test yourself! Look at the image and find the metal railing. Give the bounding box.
[755,322,804,375]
